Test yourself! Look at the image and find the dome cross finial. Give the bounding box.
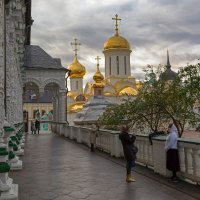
[71,38,81,59]
[95,55,101,68]
[112,14,121,36]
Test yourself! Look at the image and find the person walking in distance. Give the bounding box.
[90,124,98,152]
[31,121,35,134]
[35,119,40,134]
[119,125,137,182]
[165,123,180,182]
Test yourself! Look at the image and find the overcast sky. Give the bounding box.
[31,0,200,84]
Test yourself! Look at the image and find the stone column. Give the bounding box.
[193,149,200,177]
[186,148,193,175]
[179,146,186,172]
[58,90,66,123]
[52,96,56,122]
[55,96,59,122]
[0,0,5,134]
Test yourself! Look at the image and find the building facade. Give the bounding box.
[66,15,140,125]
[0,0,32,134]
[23,45,68,132]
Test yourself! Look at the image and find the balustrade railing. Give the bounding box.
[53,123,200,184]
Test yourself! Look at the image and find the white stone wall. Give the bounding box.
[0,0,5,132]
[0,0,28,128]
[5,0,26,125]
[104,49,131,78]
[24,69,66,123]
[70,77,83,94]
[25,69,66,92]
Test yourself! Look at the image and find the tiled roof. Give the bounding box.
[24,45,67,70]
[161,68,177,81]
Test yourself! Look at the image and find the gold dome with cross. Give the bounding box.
[93,56,105,88]
[68,38,86,78]
[104,14,131,51]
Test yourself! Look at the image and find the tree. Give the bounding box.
[99,63,200,137]
[164,63,200,136]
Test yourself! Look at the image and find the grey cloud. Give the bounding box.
[32,0,200,83]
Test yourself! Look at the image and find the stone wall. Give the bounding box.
[0,0,5,132]
[0,0,28,133]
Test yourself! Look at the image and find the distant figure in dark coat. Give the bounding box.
[119,125,136,182]
[90,124,98,152]
[35,119,40,134]
[165,123,180,182]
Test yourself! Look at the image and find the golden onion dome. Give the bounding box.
[68,57,86,78]
[93,63,105,88]
[104,34,130,50]
[93,68,104,83]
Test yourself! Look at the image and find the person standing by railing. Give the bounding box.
[165,123,180,182]
[119,124,137,182]
[90,124,99,152]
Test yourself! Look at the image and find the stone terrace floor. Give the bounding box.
[10,132,200,200]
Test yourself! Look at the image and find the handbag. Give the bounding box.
[132,144,138,154]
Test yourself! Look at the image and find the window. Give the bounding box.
[42,110,46,116]
[33,110,37,119]
[98,90,102,95]
[109,57,111,75]
[76,81,78,90]
[117,56,119,75]
[75,94,86,102]
[124,56,127,75]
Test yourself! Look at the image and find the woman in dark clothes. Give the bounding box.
[165,123,180,182]
[35,119,40,134]
[119,125,136,182]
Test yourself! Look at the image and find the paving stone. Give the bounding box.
[9,133,199,200]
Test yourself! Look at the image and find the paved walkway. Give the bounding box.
[10,133,200,200]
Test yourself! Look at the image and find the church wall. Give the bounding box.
[3,0,27,125]
[104,50,131,78]
[70,77,83,94]
[6,1,23,124]
[25,69,66,91]
[0,0,5,132]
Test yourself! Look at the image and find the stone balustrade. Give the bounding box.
[178,139,200,183]
[53,123,200,184]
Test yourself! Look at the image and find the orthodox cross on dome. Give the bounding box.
[112,14,121,36]
[71,38,81,58]
[95,56,101,66]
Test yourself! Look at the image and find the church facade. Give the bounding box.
[67,15,141,125]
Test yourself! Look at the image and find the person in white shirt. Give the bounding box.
[165,123,180,182]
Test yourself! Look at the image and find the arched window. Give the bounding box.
[116,56,119,75]
[109,57,111,75]
[124,56,127,75]
[33,110,38,119]
[75,94,86,102]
